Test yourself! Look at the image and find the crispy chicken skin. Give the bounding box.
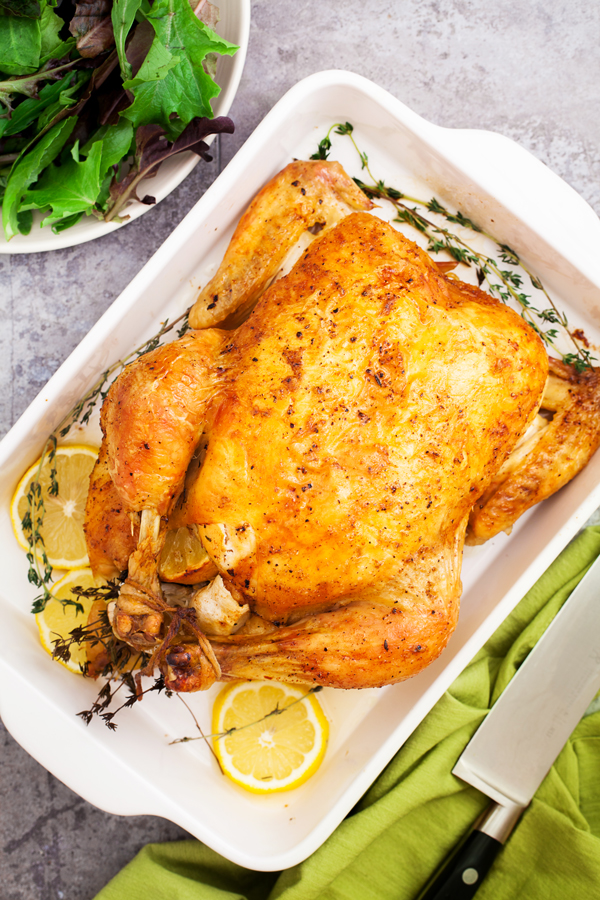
[101,328,226,516]
[188,159,374,330]
[467,357,600,543]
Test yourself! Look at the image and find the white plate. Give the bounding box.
[2,70,600,871]
[0,0,250,255]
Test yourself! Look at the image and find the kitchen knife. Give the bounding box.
[419,551,600,900]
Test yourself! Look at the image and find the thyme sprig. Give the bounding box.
[59,308,192,439]
[170,686,324,745]
[49,590,164,729]
[312,123,594,371]
[23,435,63,614]
[21,307,193,612]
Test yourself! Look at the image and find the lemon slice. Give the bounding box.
[11,444,98,569]
[212,681,328,793]
[36,567,99,674]
[159,525,218,584]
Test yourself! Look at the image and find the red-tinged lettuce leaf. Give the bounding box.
[120,0,237,140]
[2,114,76,239]
[0,0,41,18]
[105,113,233,220]
[21,138,103,224]
[76,16,114,58]
[69,0,111,39]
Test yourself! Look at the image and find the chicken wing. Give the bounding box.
[467,357,600,543]
[188,159,374,330]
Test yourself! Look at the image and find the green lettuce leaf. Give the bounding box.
[81,117,134,173]
[16,207,32,233]
[21,138,103,224]
[111,0,143,81]
[0,7,42,74]
[51,210,84,232]
[121,0,237,139]
[2,114,75,239]
[39,1,63,58]
[2,71,84,138]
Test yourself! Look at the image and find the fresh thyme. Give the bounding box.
[49,589,163,729]
[23,435,64,614]
[312,123,594,371]
[59,308,192,439]
[170,686,324,745]
[77,676,170,731]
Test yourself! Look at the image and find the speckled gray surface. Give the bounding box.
[1,2,599,897]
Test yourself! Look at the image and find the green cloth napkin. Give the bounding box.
[95,527,600,900]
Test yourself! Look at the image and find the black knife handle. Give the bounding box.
[419,830,502,900]
[418,802,523,900]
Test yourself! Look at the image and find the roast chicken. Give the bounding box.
[84,159,600,692]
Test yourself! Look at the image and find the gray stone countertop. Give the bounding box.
[1,2,599,897]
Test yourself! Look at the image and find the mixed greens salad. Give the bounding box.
[0,0,237,240]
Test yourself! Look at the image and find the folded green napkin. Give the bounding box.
[95,527,600,900]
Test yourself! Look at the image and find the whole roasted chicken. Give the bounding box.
[85,160,600,692]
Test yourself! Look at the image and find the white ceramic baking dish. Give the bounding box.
[1,70,600,871]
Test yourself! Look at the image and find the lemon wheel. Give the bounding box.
[11,444,98,570]
[36,567,99,674]
[212,681,328,793]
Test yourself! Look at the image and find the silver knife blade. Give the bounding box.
[453,551,600,808]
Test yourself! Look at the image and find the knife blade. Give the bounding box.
[419,551,600,900]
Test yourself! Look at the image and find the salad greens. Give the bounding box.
[0,0,236,240]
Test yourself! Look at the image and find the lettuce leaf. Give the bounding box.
[21,138,104,224]
[111,0,143,81]
[0,7,42,74]
[39,2,64,59]
[121,0,237,139]
[0,0,41,19]
[2,114,75,239]
[105,113,233,219]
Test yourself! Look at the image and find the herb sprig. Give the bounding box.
[170,685,324,746]
[312,123,594,371]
